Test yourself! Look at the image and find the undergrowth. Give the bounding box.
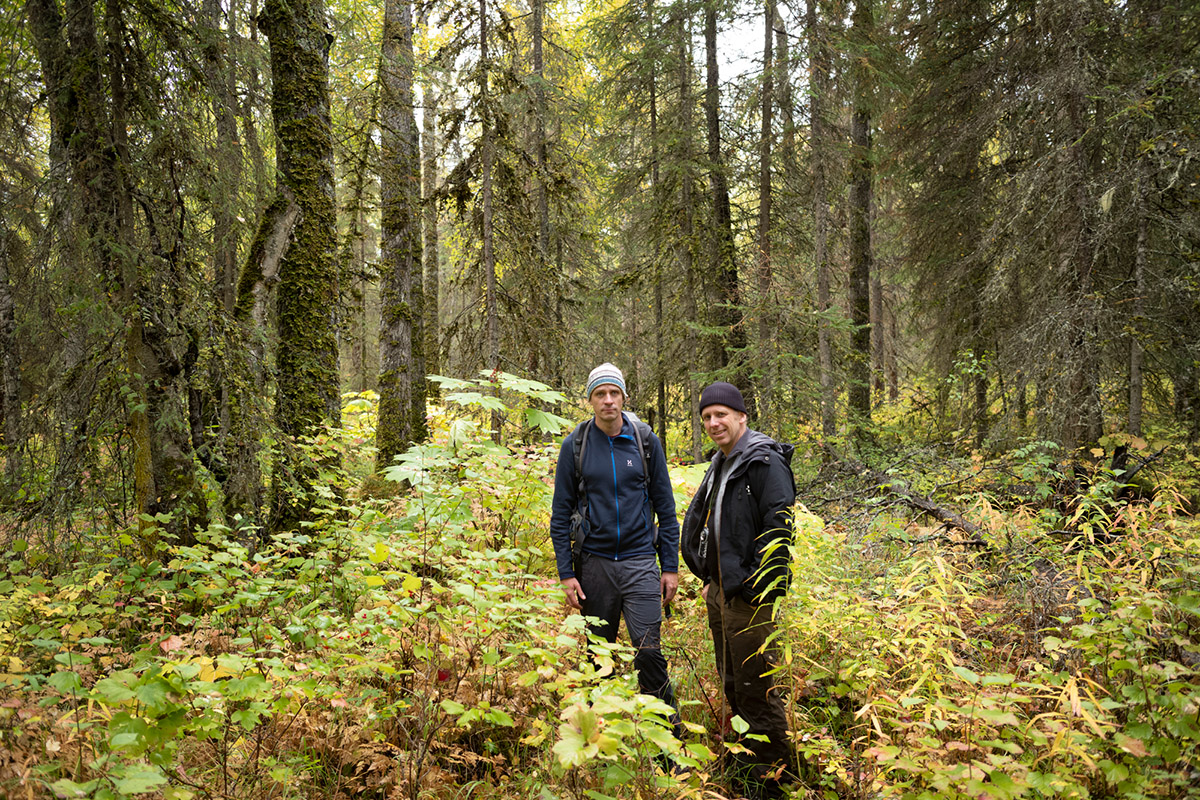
[0,372,1196,799]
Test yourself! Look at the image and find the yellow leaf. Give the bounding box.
[401,575,422,594]
[365,576,385,588]
[8,657,26,674]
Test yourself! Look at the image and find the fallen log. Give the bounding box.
[841,458,992,548]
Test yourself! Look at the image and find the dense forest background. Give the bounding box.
[1,0,1198,798]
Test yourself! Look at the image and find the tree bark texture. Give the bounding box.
[421,64,442,386]
[259,0,342,523]
[27,0,207,540]
[755,0,775,429]
[0,227,21,490]
[480,0,500,441]
[848,0,873,429]
[807,0,836,438]
[377,0,427,470]
[1128,184,1148,437]
[704,1,743,376]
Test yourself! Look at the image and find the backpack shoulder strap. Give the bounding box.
[572,419,592,498]
[626,415,659,545]
[632,419,651,478]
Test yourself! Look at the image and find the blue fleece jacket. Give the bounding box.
[550,414,680,580]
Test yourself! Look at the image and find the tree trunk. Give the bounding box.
[676,9,700,460]
[808,0,836,438]
[420,16,442,389]
[259,0,342,526]
[1128,186,1147,437]
[28,0,208,542]
[202,0,243,315]
[532,0,553,391]
[1053,9,1102,452]
[377,0,427,470]
[848,0,873,430]
[646,0,667,444]
[480,0,500,441]
[871,270,884,397]
[704,1,743,376]
[244,0,269,211]
[755,0,775,429]
[0,226,20,492]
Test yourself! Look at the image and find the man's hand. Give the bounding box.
[660,571,679,605]
[560,577,586,610]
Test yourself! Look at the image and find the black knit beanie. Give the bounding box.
[699,381,747,415]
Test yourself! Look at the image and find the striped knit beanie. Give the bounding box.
[586,363,627,398]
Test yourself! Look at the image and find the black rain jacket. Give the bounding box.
[680,430,795,605]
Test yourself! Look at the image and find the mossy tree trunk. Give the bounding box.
[376,0,427,470]
[259,0,342,528]
[420,54,442,390]
[27,0,208,544]
[0,225,20,492]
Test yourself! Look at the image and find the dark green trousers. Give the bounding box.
[705,584,791,771]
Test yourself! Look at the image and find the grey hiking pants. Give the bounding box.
[579,551,677,710]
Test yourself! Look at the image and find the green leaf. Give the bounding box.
[49,778,98,797]
[114,768,168,794]
[441,699,466,716]
[602,762,635,787]
[109,733,140,749]
[134,677,171,711]
[446,392,506,411]
[525,408,572,435]
[951,665,982,684]
[48,670,82,695]
[486,708,515,727]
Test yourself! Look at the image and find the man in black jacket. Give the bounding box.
[550,363,681,717]
[681,381,796,796]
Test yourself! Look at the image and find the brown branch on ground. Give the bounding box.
[836,455,992,548]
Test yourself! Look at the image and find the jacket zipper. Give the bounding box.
[608,436,621,558]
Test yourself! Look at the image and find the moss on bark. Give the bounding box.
[260,0,342,529]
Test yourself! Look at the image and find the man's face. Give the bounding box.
[588,384,625,422]
[701,404,747,453]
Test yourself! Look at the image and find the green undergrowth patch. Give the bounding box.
[2,376,1198,799]
[782,473,1200,800]
[0,374,703,799]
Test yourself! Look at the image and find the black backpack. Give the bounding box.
[568,413,655,573]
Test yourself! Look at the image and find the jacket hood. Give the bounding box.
[725,429,794,476]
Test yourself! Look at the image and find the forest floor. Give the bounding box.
[1,392,1198,800]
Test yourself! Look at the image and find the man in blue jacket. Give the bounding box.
[550,363,681,717]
